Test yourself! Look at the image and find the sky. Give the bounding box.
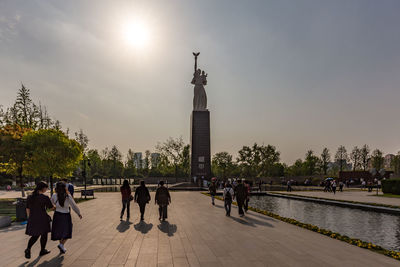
[1,0,400,164]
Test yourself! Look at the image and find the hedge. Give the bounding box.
[382,179,400,195]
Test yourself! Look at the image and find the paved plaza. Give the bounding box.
[0,191,399,267]
[278,190,400,207]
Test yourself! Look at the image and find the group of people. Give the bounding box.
[25,179,82,259]
[209,179,251,217]
[119,180,171,222]
[323,180,344,194]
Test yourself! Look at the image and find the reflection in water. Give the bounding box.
[249,196,400,251]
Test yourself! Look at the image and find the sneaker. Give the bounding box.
[25,249,31,259]
[57,244,66,254]
[39,249,50,256]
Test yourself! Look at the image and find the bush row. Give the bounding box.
[382,179,400,195]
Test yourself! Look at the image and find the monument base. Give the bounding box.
[191,110,211,183]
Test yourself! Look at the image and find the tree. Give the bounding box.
[258,144,280,177]
[124,149,137,178]
[212,152,234,179]
[108,145,123,178]
[335,145,348,172]
[287,159,305,176]
[371,149,384,171]
[360,144,370,171]
[23,129,82,195]
[74,129,89,153]
[350,146,361,171]
[391,152,400,175]
[0,124,32,196]
[156,137,187,177]
[304,150,319,175]
[87,149,102,179]
[237,145,257,177]
[181,145,190,177]
[320,148,330,175]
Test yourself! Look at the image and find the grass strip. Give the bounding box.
[201,192,400,261]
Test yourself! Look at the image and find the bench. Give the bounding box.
[81,189,95,198]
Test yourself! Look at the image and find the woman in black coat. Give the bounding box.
[134,180,151,221]
[25,182,54,259]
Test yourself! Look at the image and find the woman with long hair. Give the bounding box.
[51,182,82,254]
[25,182,54,259]
[120,179,132,221]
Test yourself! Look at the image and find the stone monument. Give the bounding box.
[190,52,211,184]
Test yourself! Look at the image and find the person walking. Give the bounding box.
[209,180,217,205]
[134,180,151,221]
[120,180,132,221]
[25,182,54,259]
[155,181,171,221]
[51,182,82,254]
[339,181,344,192]
[332,180,337,194]
[62,179,74,197]
[287,180,292,192]
[223,182,235,216]
[244,180,251,212]
[235,179,247,217]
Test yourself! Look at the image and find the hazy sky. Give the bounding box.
[1,0,400,164]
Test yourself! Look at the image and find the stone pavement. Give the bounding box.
[278,190,400,207]
[0,192,398,267]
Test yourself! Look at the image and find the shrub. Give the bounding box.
[382,179,400,195]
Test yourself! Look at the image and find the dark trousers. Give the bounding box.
[224,200,232,216]
[237,198,245,215]
[121,199,130,219]
[139,203,146,219]
[244,198,249,212]
[158,205,168,220]
[332,187,336,194]
[27,234,47,250]
[287,185,292,192]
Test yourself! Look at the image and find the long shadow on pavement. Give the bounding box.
[134,221,153,234]
[19,255,64,267]
[157,221,177,237]
[116,220,132,232]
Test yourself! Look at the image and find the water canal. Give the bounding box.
[249,195,400,252]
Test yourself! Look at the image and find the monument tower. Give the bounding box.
[190,52,211,184]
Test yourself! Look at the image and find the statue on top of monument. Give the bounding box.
[191,52,208,111]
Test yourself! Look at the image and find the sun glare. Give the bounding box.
[122,20,150,48]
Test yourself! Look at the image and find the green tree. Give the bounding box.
[156,137,187,177]
[304,150,319,175]
[371,149,384,171]
[391,152,400,175]
[23,129,82,195]
[212,152,234,179]
[335,145,348,172]
[124,149,137,178]
[258,144,280,177]
[87,149,102,178]
[287,159,305,176]
[320,148,330,175]
[0,124,32,196]
[360,144,370,171]
[108,145,123,178]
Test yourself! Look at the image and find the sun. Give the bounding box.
[122,20,150,48]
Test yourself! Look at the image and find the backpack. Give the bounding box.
[225,188,232,202]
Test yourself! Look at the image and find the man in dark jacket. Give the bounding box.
[155,181,171,221]
[235,179,247,217]
[209,180,217,205]
[134,180,151,221]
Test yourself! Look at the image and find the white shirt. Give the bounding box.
[223,187,235,200]
[51,193,81,216]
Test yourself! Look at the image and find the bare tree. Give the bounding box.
[335,145,348,172]
[350,146,361,171]
[360,144,370,171]
[320,148,330,175]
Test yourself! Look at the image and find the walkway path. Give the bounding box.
[278,190,400,207]
[0,192,398,267]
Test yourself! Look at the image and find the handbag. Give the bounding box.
[129,195,134,202]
